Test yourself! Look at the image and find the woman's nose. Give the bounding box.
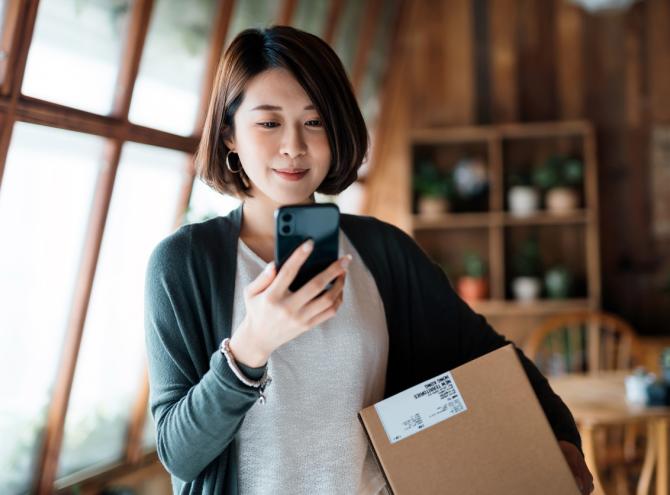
[279,124,307,158]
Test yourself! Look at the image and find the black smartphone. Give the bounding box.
[274,203,340,293]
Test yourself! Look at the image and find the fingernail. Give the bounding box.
[340,254,352,268]
[302,240,314,252]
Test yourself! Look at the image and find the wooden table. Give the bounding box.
[550,371,670,495]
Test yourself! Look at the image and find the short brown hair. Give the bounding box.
[196,25,369,198]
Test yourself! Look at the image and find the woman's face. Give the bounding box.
[224,68,332,206]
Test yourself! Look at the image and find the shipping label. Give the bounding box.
[374,371,467,444]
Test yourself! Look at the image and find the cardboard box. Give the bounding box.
[358,344,579,494]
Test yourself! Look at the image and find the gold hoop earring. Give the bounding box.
[225,150,243,173]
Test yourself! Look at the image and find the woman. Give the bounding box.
[144,26,593,494]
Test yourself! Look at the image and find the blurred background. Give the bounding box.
[0,0,669,494]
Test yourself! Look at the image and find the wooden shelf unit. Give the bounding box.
[412,210,590,230]
[410,120,601,342]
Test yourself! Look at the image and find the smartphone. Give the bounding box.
[274,203,340,293]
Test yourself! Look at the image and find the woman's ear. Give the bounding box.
[222,126,235,151]
[223,138,235,151]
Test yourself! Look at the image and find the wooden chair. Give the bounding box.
[524,310,644,376]
[524,311,646,495]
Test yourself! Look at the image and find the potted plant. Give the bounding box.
[511,237,543,302]
[544,265,573,299]
[413,160,454,217]
[532,155,583,215]
[457,251,488,304]
[507,170,540,217]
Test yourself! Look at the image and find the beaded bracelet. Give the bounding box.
[220,337,272,404]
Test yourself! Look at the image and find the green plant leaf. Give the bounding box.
[463,251,486,278]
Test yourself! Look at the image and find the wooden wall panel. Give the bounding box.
[489,0,519,122]
[442,0,476,125]
[624,3,644,129]
[364,0,414,231]
[365,0,670,335]
[407,0,475,127]
[406,0,447,127]
[555,0,585,119]
[517,0,557,121]
[647,0,670,124]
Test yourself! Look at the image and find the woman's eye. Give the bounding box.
[306,119,322,127]
[258,122,279,128]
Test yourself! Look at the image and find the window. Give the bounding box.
[57,143,187,477]
[22,0,132,114]
[0,123,104,493]
[0,0,399,489]
[186,177,241,224]
[129,0,217,135]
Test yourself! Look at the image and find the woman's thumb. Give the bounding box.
[246,261,275,296]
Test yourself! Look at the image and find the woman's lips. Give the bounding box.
[273,169,308,181]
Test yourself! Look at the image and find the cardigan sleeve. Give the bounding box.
[144,226,266,482]
[389,222,583,455]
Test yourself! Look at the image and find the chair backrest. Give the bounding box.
[523,311,643,376]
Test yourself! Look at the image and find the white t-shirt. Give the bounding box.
[231,229,390,495]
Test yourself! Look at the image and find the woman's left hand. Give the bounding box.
[559,440,594,494]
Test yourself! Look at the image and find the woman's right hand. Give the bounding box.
[229,239,352,367]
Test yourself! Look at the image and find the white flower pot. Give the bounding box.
[512,277,542,302]
[546,187,579,215]
[508,186,540,217]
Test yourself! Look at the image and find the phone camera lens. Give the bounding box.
[282,213,293,222]
[281,225,290,234]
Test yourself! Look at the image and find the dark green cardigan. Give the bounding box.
[144,203,581,494]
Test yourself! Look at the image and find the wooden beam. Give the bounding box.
[556,0,585,119]
[323,0,345,45]
[111,0,154,118]
[34,1,155,492]
[0,0,37,193]
[351,0,383,95]
[0,0,23,92]
[54,451,160,494]
[194,0,236,135]
[0,95,197,152]
[489,0,519,122]
[277,0,298,26]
